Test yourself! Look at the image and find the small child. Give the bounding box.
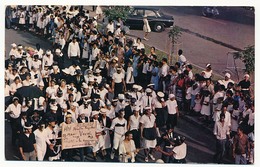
[193,93,202,115]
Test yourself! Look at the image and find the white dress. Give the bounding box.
[126,67,134,84]
[143,18,151,33]
[139,114,157,148]
[200,96,211,116]
[34,129,47,161]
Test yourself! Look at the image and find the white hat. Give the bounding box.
[89,77,94,82]
[113,57,118,62]
[65,114,72,118]
[133,106,140,111]
[157,91,165,98]
[17,45,23,49]
[147,83,155,87]
[137,85,142,91]
[244,74,250,78]
[62,68,70,74]
[100,108,108,114]
[82,82,89,89]
[95,69,101,73]
[12,97,19,102]
[55,48,61,53]
[92,110,100,116]
[50,105,58,111]
[24,123,33,129]
[206,63,211,68]
[11,43,17,47]
[118,94,125,100]
[146,88,152,93]
[46,50,51,55]
[116,66,122,70]
[93,16,97,20]
[84,99,91,104]
[78,109,85,115]
[169,94,175,99]
[61,103,67,109]
[133,84,138,89]
[144,106,151,110]
[225,73,231,78]
[116,22,121,26]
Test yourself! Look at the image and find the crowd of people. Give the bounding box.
[5,5,254,164]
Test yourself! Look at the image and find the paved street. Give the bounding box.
[128,6,254,81]
[4,5,253,164]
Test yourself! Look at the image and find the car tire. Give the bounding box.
[153,23,165,32]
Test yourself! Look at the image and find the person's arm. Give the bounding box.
[127,117,131,131]
[139,122,144,139]
[122,78,126,92]
[77,43,81,58]
[155,146,174,157]
[67,43,71,59]
[19,146,26,160]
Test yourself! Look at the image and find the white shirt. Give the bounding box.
[90,47,100,61]
[68,41,80,58]
[161,64,169,77]
[110,117,127,135]
[216,111,231,127]
[113,72,124,83]
[173,143,187,160]
[5,85,11,97]
[42,54,54,69]
[166,99,178,115]
[213,121,230,140]
[106,23,114,33]
[186,87,192,100]
[34,129,47,151]
[5,103,21,118]
[179,55,187,64]
[129,115,141,131]
[140,114,156,128]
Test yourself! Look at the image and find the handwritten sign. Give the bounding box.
[61,122,97,150]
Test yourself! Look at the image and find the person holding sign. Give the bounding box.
[92,111,105,161]
[60,114,74,161]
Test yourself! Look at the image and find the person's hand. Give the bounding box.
[49,144,54,151]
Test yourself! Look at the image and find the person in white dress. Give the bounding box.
[125,61,134,91]
[140,106,157,162]
[143,15,151,41]
[127,106,141,149]
[200,90,211,124]
[33,122,47,161]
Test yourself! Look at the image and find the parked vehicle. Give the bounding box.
[202,7,219,17]
[125,6,174,32]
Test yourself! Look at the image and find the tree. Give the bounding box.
[103,6,131,21]
[168,26,182,64]
[233,45,255,74]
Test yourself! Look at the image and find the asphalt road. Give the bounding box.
[128,6,254,81]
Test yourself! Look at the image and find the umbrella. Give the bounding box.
[15,86,44,100]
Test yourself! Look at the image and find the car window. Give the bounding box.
[132,9,143,16]
[144,10,157,17]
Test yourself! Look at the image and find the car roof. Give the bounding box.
[132,6,160,11]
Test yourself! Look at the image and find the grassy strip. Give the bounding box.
[144,43,223,82]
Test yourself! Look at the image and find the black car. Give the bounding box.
[125,6,174,32]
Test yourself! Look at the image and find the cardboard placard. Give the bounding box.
[61,122,97,150]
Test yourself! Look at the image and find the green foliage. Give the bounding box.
[103,6,131,21]
[233,45,255,74]
[168,26,182,44]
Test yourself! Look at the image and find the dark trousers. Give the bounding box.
[10,117,19,145]
[114,82,123,98]
[130,129,141,148]
[214,139,226,163]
